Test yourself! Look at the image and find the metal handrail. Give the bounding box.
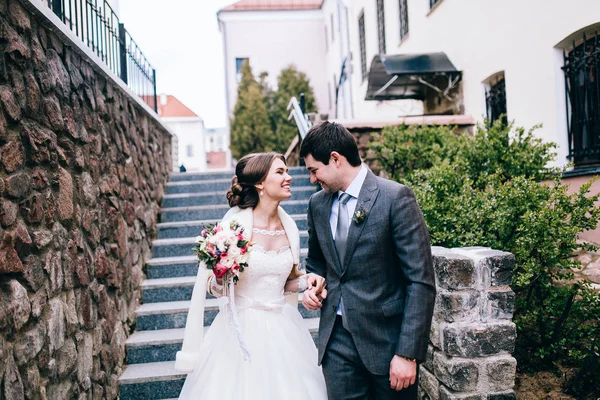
[46,0,157,111]
[287,96,311,139]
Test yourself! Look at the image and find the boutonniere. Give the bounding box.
[353,207,368,225]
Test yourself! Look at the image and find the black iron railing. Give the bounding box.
[47,0,157,112]
[563,32,600,167]
[486,77,507,126]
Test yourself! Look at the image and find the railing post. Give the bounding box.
[298,93,306,167]
[152,69,158,112]
[118,23,128,84]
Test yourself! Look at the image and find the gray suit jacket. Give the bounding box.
[305,170,435,375]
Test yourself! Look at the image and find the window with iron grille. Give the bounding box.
[399,0,408,41]
[376,0,386,54]
[430,0,442,9]
[485,76,507,126]
[358,12,367,80]
[563,32,600,167]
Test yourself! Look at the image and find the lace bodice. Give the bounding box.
[234,245,293,303]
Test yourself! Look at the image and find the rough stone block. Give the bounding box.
[423,344,435,371]
[479,251,515,286]
[436,290,480,323]
[433,352,479,392]
[46,298,66,353]
[419,366,440,400]
[486,356,516,392]
[439,385,483,400]
[442,322,516,357]
[484,289,514,321]
[14,321,46,365]
[487,391,516,399]
[433,254,476,290]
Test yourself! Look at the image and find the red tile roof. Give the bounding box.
[157,95,199,118]
[221,0,323,11]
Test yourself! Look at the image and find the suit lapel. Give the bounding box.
[341,171,379,275]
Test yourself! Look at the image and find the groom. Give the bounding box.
[300,122,436,399]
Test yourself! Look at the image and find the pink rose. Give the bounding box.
[214,226,222,233]
[240,246,247,255]
[220,252,228,258]
[213,263,228,278]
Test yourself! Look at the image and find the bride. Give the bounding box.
[176,152,328,399]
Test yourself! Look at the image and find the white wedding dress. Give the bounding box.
[178,245,328,399]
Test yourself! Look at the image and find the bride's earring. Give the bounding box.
[260,190,264,196]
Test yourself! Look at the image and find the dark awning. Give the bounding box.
[365,52,461,101]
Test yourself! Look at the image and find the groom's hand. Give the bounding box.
[389,355,416,391]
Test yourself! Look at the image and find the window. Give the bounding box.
[235,58,249,83]
[186,145,194,157]
[399,0,408,41]
[358,12,367,80]
[330,14,335,42]
[376,0,386,54]
[485,75,507,126]
[430,0,442,8]
[325,26,329,52]
[563,32,600,167]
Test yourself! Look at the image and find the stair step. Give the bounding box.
[142,276,196,303]
[159,199,309,223]
[165,176,313,195]
[145,248,308,279]
[145,256,198,279]
[157,215,308,239]
[162,186,317,208]
[125,318,320,364]
[136,291,319,331]
[168,166,308,182]
[151,232,309,259]
[118,361,185,400]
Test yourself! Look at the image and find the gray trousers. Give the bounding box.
[322,316,418,400]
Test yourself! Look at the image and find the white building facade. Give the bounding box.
[332,0,600,170]
[219,0,600,171]
[217,1,330,120]
[157,94,208,172]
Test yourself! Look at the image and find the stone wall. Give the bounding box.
[0,1,172,399]
[419,247,517,399]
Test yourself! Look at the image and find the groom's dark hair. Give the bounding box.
[299,121,361,166]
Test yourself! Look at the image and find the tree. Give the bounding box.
[229,61,273,160]
[269,65,317,152]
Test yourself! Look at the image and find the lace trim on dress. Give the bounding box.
[252,228,286,236]
[252,244,291,255]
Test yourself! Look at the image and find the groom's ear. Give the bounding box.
[330,152,342,167]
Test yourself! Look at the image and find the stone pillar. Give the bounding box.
[419,247,517,399]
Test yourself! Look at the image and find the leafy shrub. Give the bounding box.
[370,119,600,397]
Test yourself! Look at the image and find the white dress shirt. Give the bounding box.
[329,164,368,315]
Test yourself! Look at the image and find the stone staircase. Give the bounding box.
[118,167,319,399]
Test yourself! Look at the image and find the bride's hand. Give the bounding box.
[302,274,327,310]
[306,274,327,296]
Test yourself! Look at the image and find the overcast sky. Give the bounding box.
[119,0,233,128]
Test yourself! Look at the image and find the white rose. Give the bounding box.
[220,255,234,267]
[228,245,241,258]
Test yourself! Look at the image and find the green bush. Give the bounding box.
[370,119,600,397]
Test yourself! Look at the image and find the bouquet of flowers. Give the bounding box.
[193,220,253,361]
[193,220,252,283]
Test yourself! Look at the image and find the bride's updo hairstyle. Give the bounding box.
[227,152,286,209]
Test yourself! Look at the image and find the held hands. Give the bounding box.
[389,355,417,391]
[301,274,327,310]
